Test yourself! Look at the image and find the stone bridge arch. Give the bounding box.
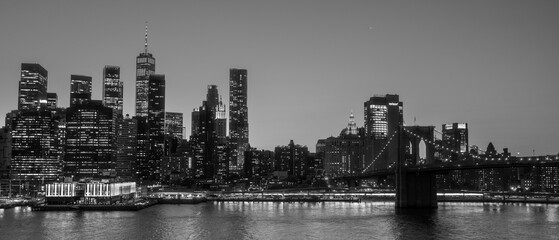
[401,126,435,166]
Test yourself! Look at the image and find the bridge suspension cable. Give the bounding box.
[433,128,487,155]
[404,128,509,162]
[361,129,398,173]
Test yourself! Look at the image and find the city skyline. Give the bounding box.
[1,1,559,154]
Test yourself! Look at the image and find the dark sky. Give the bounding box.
[1,0,558,155]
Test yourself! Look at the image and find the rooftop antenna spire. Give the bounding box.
[144,21,148,53]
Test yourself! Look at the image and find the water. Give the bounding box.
[1,202,559,240]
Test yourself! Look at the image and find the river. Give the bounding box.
[1,202,558,239]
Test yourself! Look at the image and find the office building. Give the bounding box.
[319,113,367,177]
[0,127,11,171]
[190,85,226,179]
[116,115,137,181]
[136,74,165,183]
[274,140,309,178]
[364,94,403,170]
[229,68,249,174]
[10,109,62,185]
[103,65,123,117]
[64,100,116,180]
[441,123,469,161]
[135,24,156,118]
[18,63,48,110]
[165,112,184,139]
[70,75,92,107]
[47,93,58,109]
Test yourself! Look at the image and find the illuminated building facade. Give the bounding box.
[18,63,48,110]
[45,181,136,205]
[244,149,274,179]
[229,69,249,174]
[319,113,367,177]
[190,85,224,179]
[10,109,62,184]
[215,98,227,140]
[135,24,155,118]
[64,100,116,180]
[441,123,469,161]
[165,112,184,139]
[103,65,123,117]
[274,140,309,178]
[47,92,58,109]
[364,94,403,170]
[136,74,165,183]
[70,75,92,107]
[116,114,137,181]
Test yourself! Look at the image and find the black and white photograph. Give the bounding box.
[1,0,558,239]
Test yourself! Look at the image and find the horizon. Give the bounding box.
[1,0,558,154]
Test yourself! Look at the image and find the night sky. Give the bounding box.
[1,0,558,155]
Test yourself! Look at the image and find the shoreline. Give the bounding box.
[21,197,559,212]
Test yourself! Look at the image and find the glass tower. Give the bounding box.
[135,23,155,118]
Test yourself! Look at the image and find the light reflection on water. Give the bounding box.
[1,202,558,240]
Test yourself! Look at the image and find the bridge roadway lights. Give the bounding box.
[395,170,438,209]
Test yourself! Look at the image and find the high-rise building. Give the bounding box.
[229,68,249,174]
[190,85,227,179]
[103,65,123,117]
[135,23,156,117]
[18,63,48,110]
[215,98,227,140]
[148,74,166,146]
[165,112,184,139]
[64,100,116,180]
[10,109,62,185]
[136,74,165,183]
[364,94,403,170]
[441,123,469,162]
[116,115,137,181]
[70,75,92,107]
[46,93,58,109]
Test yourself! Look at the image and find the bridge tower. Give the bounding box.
[395,126,438,208]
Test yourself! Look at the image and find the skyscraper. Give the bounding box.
[18,63,48,110]
[165,112,184,139]
[441,123,469,162]
[364,94,403,170]
[135,23,156,118]
[190,85,227,179]
[215,97,227,140]
[148,74,166,146]
[229,68,249,174]
[47,92,58,109]
[11,109,62,185]
[136,74,165,183]
[103,65,123,117]
[64,100,116,180]
[116,114,137,181]
[70,75,92,107]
